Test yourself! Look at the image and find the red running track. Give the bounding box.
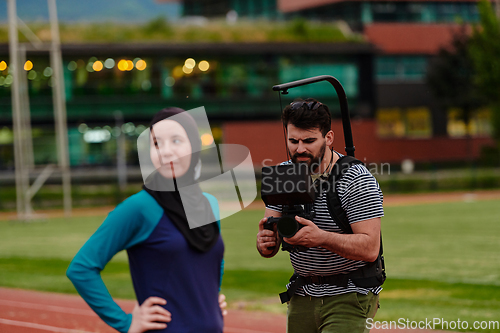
[0,287,452,333]
[0,287,284,333]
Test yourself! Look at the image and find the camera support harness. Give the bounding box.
[278,155,386,304]
[272,76,386,304]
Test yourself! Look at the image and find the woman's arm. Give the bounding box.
[67,191,164,333]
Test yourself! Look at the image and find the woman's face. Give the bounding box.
[150,119,192,179]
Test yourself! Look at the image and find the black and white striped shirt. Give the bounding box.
[266,153,384,297]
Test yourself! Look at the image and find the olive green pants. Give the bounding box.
[287,292,379,333]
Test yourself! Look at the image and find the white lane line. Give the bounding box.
[0,300,280,333]
[0,318,95,333]
[0,300,95,316]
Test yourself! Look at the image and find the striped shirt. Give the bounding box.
[266,152,384,297]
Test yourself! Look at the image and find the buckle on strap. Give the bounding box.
[305,274,349,288]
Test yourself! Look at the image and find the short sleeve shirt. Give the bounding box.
[266,152,384,296]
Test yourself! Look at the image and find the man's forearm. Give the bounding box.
[318,231,379,262]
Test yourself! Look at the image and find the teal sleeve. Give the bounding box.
[203,193,224,290]
[66,190,163,333]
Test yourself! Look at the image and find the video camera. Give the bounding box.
[261,163,316,252]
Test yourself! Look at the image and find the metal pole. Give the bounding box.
[48,0,72,217]
[272,75,356,157]
[19,44,35,171]
[18,44,34,216]
[8,0,29,218]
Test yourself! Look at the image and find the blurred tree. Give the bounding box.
[469,0,500,140]
[287,18,309,41]
[426,27,484,139]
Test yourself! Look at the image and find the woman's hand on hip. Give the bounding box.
[128,296,171,333]
[219,294,228,316]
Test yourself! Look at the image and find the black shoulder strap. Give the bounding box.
[326,155,363,234]
[325,154,386,286]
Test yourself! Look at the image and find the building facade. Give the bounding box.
[171,0,494,139]
[0,42,374,169]
[1,0,495,172]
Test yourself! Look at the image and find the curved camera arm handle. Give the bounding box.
[272,75,355,157]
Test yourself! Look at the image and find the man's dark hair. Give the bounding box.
[281,98,332,137]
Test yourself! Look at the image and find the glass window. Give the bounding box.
[62,57,158,98]
[436,3,460,22]
[367,1,481,24]
[376,56,428,81]
[472,108,493,137]
[401,57,427,79]
[406,107,432,138]
[377,108,405,138]
[0,51,366,141]
[372,2,422,22]
[0,126,14,170]
[375,56,399,80]
[279,60,359,98]
[377,107,432,138]
[447,108,492,137]
[0,56,54,97]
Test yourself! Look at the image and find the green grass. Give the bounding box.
[377,279,500,327]
[382,201,500,285]
[1,199,500,331]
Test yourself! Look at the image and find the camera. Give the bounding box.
[264,206,315,252]
[265,206,315,238]
[261,163,316,252]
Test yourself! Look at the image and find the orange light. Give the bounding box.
[136,59,147,71]
[201,133,214,146]
[24,60,33,71]
[92,61,103,72]
[126,60,134,71]
[117,59,128,71]
[184,58,196,69]
[172,66,184,78]
[182,65,193,74]
[198,60,210,71]
[0,61,7,71]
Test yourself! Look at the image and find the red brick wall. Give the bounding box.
[222,120,495,167]
[364,23,473,55]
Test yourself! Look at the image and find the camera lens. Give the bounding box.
[277,216,299,238]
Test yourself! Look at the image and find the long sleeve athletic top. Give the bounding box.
[66,190,224,333]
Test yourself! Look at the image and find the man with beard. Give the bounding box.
[256,98,384,333]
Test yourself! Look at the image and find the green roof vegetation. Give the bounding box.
[0,17,364,44]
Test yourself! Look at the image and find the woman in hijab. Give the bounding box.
[67,107,226,333]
